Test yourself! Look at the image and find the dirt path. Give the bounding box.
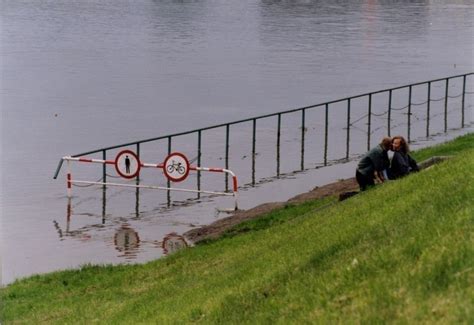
[183,177,359,243]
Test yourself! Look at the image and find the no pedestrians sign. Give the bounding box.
[115,150,141,179]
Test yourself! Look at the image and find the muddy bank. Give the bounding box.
[183,178,359,243]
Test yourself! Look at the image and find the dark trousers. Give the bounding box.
[356,170,374,191]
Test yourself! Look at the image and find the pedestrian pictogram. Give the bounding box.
[115,150,141,179]
[163,152,190,182]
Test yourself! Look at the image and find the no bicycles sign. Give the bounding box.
[163,152,190,182]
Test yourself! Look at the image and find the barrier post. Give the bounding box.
[233,175,239,211]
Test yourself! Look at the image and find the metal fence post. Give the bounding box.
[444,78,449,133]
[277,113,281,177]
[136,143,140,183]
[462,75,466,128]
[408,85,412,142]
[197,130,201,197]
[346,98,351,160]
[252,118,256,185]
[367,94,372,151]
[102,150,107,184]
[427,82,431,137]
[388,90,392,137]
[167,136,172,206]
[301,109,305,171]
[225,124,230,191]
[102,150,107,222]
[324,104,328,166]
[135,143,140,212]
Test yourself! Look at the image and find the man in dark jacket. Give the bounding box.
[355,137,391,191]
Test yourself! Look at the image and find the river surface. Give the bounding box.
[1,0,473,285]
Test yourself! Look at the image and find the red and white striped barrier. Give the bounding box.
[63,153,239,210]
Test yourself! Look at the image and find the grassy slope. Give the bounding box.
[410,133,474,162]
[1,134,473,323]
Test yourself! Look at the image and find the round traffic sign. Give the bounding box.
[163,152,190,182]
[115,150,141,179]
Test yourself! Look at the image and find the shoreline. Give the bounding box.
[184,177,359,243]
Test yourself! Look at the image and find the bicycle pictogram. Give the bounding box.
[163,152,190,182]
[166,160,186,175]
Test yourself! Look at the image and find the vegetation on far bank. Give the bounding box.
[1,133,473,323]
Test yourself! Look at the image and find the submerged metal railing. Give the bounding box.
[54,72,473,198]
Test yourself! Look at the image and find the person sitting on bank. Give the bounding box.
[355,137,392,191]
[389,135,419,179]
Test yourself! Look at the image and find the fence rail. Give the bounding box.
[54,72,474,200]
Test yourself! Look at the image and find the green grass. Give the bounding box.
[1,133,473,324]
[202,196,337,244]
[411,132,474,161]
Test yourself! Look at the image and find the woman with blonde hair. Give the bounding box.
[389,136,419,179]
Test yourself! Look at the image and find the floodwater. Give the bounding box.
[1,0,473,285]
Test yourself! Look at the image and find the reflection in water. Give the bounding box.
[135,185,140,218]
[53,193,191,259]
[52,198,93,242]
[114,224,140,259]
[162,232,188,255]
